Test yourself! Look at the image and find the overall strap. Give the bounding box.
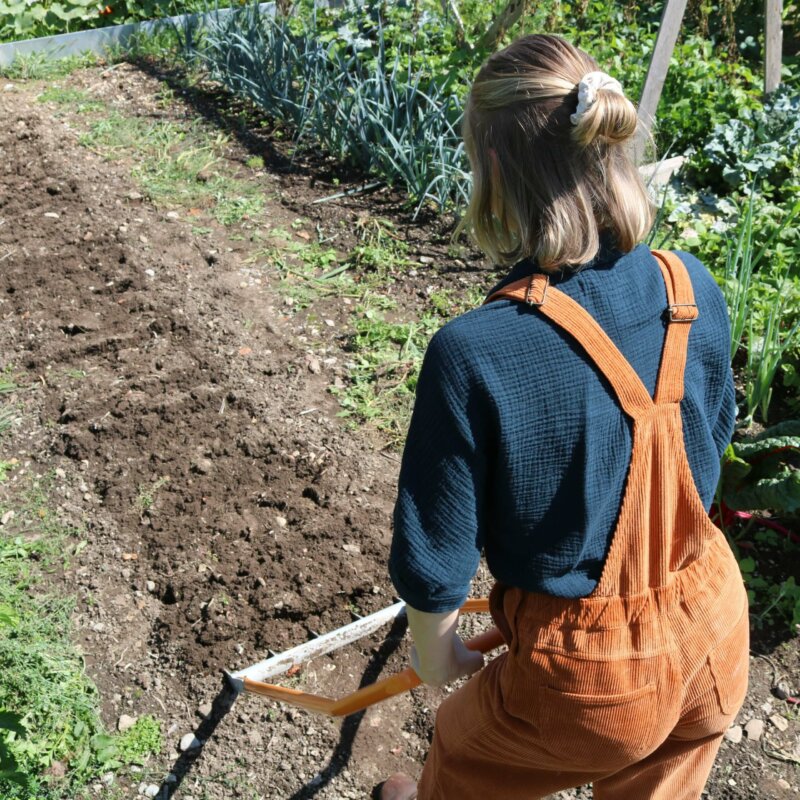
[485,274,653,418]
[650,250,698,405]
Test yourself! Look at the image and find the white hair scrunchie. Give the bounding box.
[570,71,624,125]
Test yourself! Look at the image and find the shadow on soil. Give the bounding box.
[156,614,409,800]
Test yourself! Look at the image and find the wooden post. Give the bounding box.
[477,0,525,51]
[765,0,783,94]
[636,0,689,137]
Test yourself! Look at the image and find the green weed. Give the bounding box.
[135,476,169,515]
[36,86,103,113]
[78,111,264,226]
[739,535,800,631]
[0,52,100,80]
[334,293,439,440]
[0,478,160,797]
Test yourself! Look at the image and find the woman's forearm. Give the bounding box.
[406,605,484,686]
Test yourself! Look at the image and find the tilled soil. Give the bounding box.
[0,63,798,800]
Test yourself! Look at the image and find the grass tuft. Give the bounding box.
[0,474,161,797]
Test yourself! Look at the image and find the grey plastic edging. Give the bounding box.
[0,3,275,68]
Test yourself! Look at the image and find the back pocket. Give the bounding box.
[707,606,750,716]
[538,682,658,772]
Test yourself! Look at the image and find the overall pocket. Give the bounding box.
[500,640,681,774]
[538,681,658,771]
[707,603,750,717]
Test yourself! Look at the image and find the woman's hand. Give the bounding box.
[406,605,485,687]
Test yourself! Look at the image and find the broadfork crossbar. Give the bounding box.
[226,598,503,717]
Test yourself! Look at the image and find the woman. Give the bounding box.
[382,34,748,800]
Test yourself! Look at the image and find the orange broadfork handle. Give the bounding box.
[242,598,504,717]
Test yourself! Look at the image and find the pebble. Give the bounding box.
[146,580,156,593]
[166,211,180,220]
[117,714,137,733]
[418,255,434,264]
[275,516,287,528]
[179,733,202,752]
[143,785,159,798]
[744,718,764,741]
[128,191,143,201]
[191,457,213,475]
[145,269,155,277]
[778,778,791,790]
[101,772,114,785]
[1,510,15,526]
[55,468,66,479]
[724,724,743,744]
[248,729,263,746]
[3,83,15,91]
[770,713,789,732]
[307,357,321,374]
[43,212,60,219]
[197,702,213,719]
[342,543,361,554]
[773,681,793,700]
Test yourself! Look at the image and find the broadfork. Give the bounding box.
[224,598,504,717]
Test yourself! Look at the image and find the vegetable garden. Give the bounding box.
[0,0,799,797]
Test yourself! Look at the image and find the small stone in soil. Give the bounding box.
[770,714,789,732]
[191,457,213,475]
[342,543,361,554]
[724,724,743,744]
[275,516,287,527]
[248,730,263,746]
[117,714,137,733]
[143,785,159,798]
[179,733,203,752]
[197,702,213,719]
[744,719,764,741]
[146,580,156,593]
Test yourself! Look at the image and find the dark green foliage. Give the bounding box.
[721,420,800,515]
[702,88,800,193]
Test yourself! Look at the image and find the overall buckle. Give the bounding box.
[669,303,698,322]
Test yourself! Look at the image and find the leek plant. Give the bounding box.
[178,2,471,214]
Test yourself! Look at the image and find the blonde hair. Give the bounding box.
[459,35,654,271]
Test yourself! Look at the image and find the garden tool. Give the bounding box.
[224,598,503,717]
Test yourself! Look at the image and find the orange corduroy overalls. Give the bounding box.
[416,251,749,800]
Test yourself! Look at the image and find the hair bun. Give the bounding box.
[572,87,638,147]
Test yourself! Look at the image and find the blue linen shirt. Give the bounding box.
[389,243,737,613]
